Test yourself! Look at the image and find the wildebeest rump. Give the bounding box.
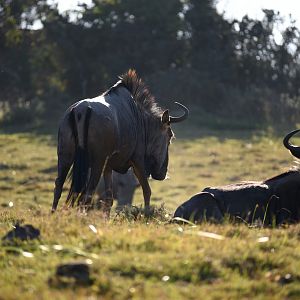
[52,69,188,213]
[95,168,139,209]
[174,129,300,224]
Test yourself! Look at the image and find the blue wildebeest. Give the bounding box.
[174,129,300,225]
[95,168,139,209]
[52,69,188,214]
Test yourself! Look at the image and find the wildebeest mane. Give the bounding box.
[106,69,163,117]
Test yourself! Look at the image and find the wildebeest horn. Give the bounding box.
[169,102,189,123]
[283,129,300,158]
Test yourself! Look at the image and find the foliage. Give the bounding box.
[1,0,300,127]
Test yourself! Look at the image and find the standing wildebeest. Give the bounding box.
[52,69,188,213]
[174,129,300,225]
[95,168,139,209]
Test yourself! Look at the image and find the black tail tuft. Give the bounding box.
[72,146,89,194]
[67,105,92,205]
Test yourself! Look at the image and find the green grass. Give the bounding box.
[1,125,300,299]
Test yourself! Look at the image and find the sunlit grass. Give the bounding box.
[0,127,300,299]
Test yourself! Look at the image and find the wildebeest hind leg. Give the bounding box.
[82,158,106,209]
[52,153,74,212]
[102,166,113,215]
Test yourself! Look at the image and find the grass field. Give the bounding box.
[1,123,300,299]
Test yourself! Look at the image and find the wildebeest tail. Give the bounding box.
[67,105,92,204]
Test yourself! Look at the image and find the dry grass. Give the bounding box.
[0,126,300,299]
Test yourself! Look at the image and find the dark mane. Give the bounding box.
[119,69,163,116]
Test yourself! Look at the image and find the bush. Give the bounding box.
[0,98,44,126]
[146,68,300,128]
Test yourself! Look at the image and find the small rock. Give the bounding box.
[56,262,91,284]
[2,224,40,242]
[274,273,293,285]
[280,274,293,284]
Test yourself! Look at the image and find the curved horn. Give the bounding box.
[169,102,189,123]
[283,129,300,158]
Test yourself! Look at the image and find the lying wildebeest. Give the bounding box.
[95,168,139,209]
[174,129,300,225]
[52,69,188,213]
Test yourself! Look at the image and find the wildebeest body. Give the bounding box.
[174,182,273,223]
[174,171,300,224]
[174,170,300,224]
[204,182,273,220]
[52,70,188,213]
[81,86,139,174]
[174,130,300,225]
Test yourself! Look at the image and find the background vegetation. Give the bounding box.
[1,0,300,128]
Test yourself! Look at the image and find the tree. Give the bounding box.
[184,0,236,83]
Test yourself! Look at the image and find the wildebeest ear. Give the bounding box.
[161,110,170,124]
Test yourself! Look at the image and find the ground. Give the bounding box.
[0,123,300,299]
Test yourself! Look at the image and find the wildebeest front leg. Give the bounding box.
[132,162,151,213]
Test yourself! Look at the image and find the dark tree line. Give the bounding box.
[1,0,300,127]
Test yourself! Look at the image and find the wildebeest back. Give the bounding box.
[203,182,273,219]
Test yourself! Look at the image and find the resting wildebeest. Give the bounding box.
[95,168,139,209]
[52,69,188,214]
[174,129,300,225]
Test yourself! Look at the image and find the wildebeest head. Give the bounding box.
[119,69,189,181]
[146,102,189,180]
[283,129,300,158]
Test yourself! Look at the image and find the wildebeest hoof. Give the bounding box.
[96,199,113,218]
[144,206,154,218]
[103,206,112,219]
[2,224,40,242]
